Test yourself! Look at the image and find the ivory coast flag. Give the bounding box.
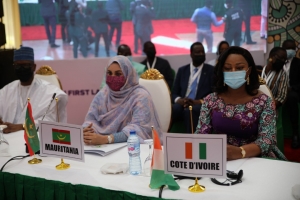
[149,128,180,190]
[24,102,40,156]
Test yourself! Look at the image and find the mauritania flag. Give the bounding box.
[185,142,206,160]
[149,128,180,191]
[52,129,71,145]
[24,102,40,156]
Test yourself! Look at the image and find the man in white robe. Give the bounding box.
[0,46,68,133]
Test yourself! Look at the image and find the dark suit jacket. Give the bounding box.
[38,0,56,17]
[135,5,155,37]
[55,0,69,15]
[91,9,109,33]
[171,63,214,103]
[130,1,137,25]
[141,57,174,90]
[289,57,300,93]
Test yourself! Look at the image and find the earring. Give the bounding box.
[247,76,250,85]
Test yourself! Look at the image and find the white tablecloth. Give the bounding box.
[1,131,300,200]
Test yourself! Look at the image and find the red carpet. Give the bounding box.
[21,17,262,41]
[21,17,262,55]
[284,139,300,163]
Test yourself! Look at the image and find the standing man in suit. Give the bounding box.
[130,0,141,54]
[141,41,174,90]
[106,0,124,48]
[223,0,243,46]
[282,39,300,149]
[238,0,256,44]
[91,2,110,57]
[171,42,214,133]
[38,0,60,48]
[67,2,87,58]
[191,0,223,53]
[56,0,69,43]
[135,0,155,49]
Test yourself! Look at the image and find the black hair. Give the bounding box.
[190,42,203,53]
[214,46,259,96]
[217,40,230,55]
[143,41,155,50]
[282,39,296,49]
[269,47,286,58]
[205,0,213,7]
[117,44,132,56]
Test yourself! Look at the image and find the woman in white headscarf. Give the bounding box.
[83,56,162,145]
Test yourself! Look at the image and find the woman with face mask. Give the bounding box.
[82,56,162,145]
[261,47,288,108]
[195,46,286,161]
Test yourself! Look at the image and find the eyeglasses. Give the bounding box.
[13,63,33,69]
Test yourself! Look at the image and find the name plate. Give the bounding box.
[39,121,84,162]
[163,133,226,178]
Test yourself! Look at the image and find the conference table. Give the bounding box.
[1,131,299,200]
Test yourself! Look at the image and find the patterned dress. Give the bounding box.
[195,93,286,160]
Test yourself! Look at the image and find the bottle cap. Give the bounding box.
[130,131,136,135]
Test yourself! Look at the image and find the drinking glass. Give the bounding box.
[143,139,153,176]
[0,125,9,145]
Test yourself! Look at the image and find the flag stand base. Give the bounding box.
[188,178,205,193]
[28,158,42,164]
[56,158,70,170]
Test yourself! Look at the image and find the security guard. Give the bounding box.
[223,0,243,46]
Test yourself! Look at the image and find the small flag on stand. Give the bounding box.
[149,128,180,191]
[24,102,40,156]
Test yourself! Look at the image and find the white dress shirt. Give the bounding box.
[175,63,203,103]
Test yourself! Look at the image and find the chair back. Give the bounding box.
[139,69,171,132]
[258,75,274,100]
[259,85,274,99]
[35,65,63,89]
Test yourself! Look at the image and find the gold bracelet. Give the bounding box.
[240,147,246,158]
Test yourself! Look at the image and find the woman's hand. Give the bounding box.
[83,123,94,133]
[227,145,242,161]
[83,132,109,145]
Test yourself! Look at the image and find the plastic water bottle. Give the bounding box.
[127,131,142,175]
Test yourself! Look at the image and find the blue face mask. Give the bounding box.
[224,70,247,89]
[286,49,296,59]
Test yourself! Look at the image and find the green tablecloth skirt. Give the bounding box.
[0,172,163,200]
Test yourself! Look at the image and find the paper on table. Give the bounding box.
[84,143,127,156]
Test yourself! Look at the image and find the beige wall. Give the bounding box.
[2,0,21,49]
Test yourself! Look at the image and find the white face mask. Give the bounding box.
[224,71,247,89]
[286,49,296,59]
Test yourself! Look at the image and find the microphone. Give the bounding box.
[25,93,56,154]
[36,93,56,132]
